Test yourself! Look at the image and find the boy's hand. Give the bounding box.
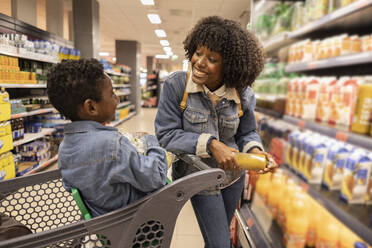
[209,139,239,171]
[249,148,278,174]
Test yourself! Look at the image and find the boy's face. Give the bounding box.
[95,74,119,123]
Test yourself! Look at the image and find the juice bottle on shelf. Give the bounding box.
[282,185,304,245]
[351,77,372,134]
[306,198,322,247]
[277,178,296,227]
[255,173,272,203]
[286,191,309,248]
[338,225,360,248]
[267,172,286,218]
[316,214,340,248]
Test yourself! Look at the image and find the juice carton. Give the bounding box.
[287,130,301,167]
[352,76,372,134]
[298,132,313,176]
[297,78,308,118]
[316,77,337,123]
[302,77,321,121]
[322,142,350,190]
[341,150,372,204]
[293,78,301,118]
[304,137,329,184]
[328,77,345,126]
[340,34,351,56]
[336,77,360,129]
[303,39,313,62]
[292,132,308,172]
[366,169,372,205]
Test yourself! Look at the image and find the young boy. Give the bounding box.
[47,59,168,217]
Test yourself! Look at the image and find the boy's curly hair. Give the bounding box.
[47,59,105,121]
[183,16,265,91]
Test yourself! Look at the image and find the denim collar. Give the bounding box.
[186,70,240,104]
[64,121,117,134]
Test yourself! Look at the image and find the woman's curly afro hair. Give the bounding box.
[183,16,265,90]
[47,58,106,121]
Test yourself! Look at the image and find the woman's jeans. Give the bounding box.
[190,174,245,248]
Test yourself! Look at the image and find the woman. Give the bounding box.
[155,16,277,247]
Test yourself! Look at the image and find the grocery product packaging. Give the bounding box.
[351,76,372,134]
[340,149,372,204]
[303,137,329,184]
[316,77,337,123]
[302,77,320,121]
[322,142,350,190]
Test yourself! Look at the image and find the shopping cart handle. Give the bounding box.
[178,154,211,171]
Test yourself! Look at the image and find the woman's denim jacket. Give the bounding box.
[155,71,263,195]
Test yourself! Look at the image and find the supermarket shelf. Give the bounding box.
[113,84,131,88]
[24,155,58,175]
[288,0,372,39]
[261,0,372,53]
[13,128,56,147]
[263,32,293,53]
[108,111,136,127]
[106,70,130,77]
[255,107,283,119]
[0,47,58,64]
[282,115,372,151]
[117,101,131,109]
[282,164,372,245]
[116,91,131,97]
[285,51,372,72]
[0,84,46,88]
[11,108,55,119]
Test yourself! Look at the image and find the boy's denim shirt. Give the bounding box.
[155,71,263,194]
[59,121,168,217]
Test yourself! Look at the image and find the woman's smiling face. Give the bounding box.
[191,45,223,91]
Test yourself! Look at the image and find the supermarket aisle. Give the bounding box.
[117,108,204,248]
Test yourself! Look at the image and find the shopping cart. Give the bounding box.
[0,154,225,248]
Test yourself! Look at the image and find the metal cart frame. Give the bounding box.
[0,154,224,248]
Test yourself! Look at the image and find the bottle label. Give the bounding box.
[286,233,306,248]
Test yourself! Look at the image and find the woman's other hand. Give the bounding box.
[209,139,239,170]
[249,148,278,174]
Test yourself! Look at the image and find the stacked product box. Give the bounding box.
[14,140,51,176]
[0,88,14,181]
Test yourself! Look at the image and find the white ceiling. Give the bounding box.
[98,0,251,69]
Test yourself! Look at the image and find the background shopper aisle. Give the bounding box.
[117,107,204,248]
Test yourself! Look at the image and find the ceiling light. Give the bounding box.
[99,52,109,56]
[147,14,161,24]
[171,55,179,61]
[155,29,166,37]
[140,0,154,5]
[155,54,169,59]
[163,47,172,52]
[166,51,173,56]
[160,40,169,46]
[113,57,117,62]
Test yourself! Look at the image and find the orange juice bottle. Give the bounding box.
[316,214,339,248]
[255,173,271,202]
[306,199,322,247]
[267,172,286,218]
[283,185,304,245]
[277,179,296,227]
[286,191,309,248]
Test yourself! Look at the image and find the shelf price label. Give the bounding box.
[335,131,348,142]
[298,120,306,129]
[246,217,254,228]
